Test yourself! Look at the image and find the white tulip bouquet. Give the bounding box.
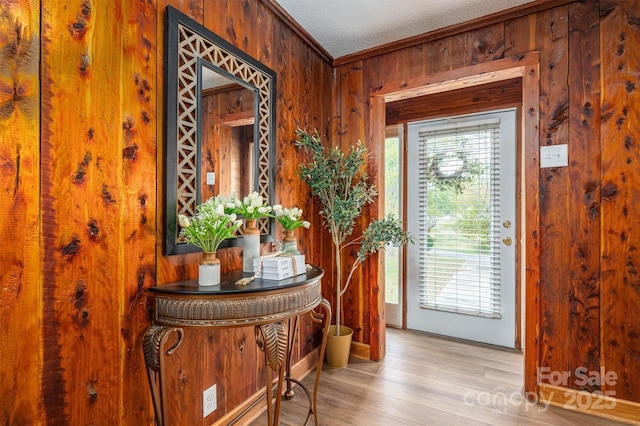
[272,205,311,231]
[178,196,243,252]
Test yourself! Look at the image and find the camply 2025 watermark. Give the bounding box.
[463,387,547,415]
[463,367,619,415]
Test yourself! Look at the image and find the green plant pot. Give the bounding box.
[326,325,353,368]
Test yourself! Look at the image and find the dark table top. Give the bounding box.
[149,265,324,296]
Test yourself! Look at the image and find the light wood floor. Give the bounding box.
[251,328,626,425]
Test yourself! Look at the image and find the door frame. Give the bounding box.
[384,125,405,328]
[369,51,540,396]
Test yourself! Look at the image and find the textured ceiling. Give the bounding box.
[275,0,536,58]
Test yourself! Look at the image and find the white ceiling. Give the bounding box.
[275,0,536,58]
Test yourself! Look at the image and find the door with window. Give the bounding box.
[406,109,517,348]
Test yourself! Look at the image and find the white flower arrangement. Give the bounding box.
[178,196,243,252]
[272,205,311,231]
[228,191,273,220]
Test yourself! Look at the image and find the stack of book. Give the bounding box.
[253,255,305,280]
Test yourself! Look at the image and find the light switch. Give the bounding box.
[540,144,568,168]
[206,172,215,185]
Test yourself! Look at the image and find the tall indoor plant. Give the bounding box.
[295,129,413,367]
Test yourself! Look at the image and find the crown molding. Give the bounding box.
[264,0,576,67]
[332,0,575,66]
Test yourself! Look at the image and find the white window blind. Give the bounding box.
[417,119,502,318]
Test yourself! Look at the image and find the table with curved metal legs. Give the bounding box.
[143,266,329,426]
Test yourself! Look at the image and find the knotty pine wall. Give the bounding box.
[1,0,331,424]
[3,0,640,424]
[333,0,639,408]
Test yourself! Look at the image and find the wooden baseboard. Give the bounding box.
[350,341,371,360]
[214,348,320,425]
[539,384,640,426]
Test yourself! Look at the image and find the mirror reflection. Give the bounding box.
[200,67,255,201]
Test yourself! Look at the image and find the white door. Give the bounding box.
[406,109,517,348]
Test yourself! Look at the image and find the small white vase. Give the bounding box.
[199,252,221,286]
[243,220,260,273]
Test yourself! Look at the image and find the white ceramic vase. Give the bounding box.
[199,252,221,286]
[243,220,260,273]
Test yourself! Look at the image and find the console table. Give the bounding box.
[143,266,330,426]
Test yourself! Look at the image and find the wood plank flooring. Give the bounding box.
[250,328,627,425]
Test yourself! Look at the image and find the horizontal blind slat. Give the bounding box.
[417,121,502,319]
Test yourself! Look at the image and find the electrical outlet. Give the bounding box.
[203,384,217,417]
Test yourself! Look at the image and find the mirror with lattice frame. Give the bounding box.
[164,6,276,255]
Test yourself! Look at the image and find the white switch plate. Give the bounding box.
[540,144,568,168]
[206,172,215,185]
[203,384,217,417]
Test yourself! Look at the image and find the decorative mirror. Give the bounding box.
[164,6,276,255]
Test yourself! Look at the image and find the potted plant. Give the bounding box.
[295,129,413,367]
[178,195,244,286]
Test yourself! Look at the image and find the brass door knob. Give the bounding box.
[502,237,512,246]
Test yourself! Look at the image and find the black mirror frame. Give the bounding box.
[163,6,276,256]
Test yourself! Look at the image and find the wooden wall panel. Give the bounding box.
[290,41,324,363]
[275,26,300,216]
[256,0,275,68]
[224,328,261,409]
[336,60,366,343]
[40,1,128,423]
[403,45,426,81]
[536,5,572,386]
[425,35,466,74]
[464,23,505,65]
[504,14,536,55]
[203,328,228,422]
[0,1,40,424]
[378,50,401,87]
[226,0,258,54]
[566,0,601,392]
[163,329,204,423]
[600,0,640,402]
[121,1,158,423]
